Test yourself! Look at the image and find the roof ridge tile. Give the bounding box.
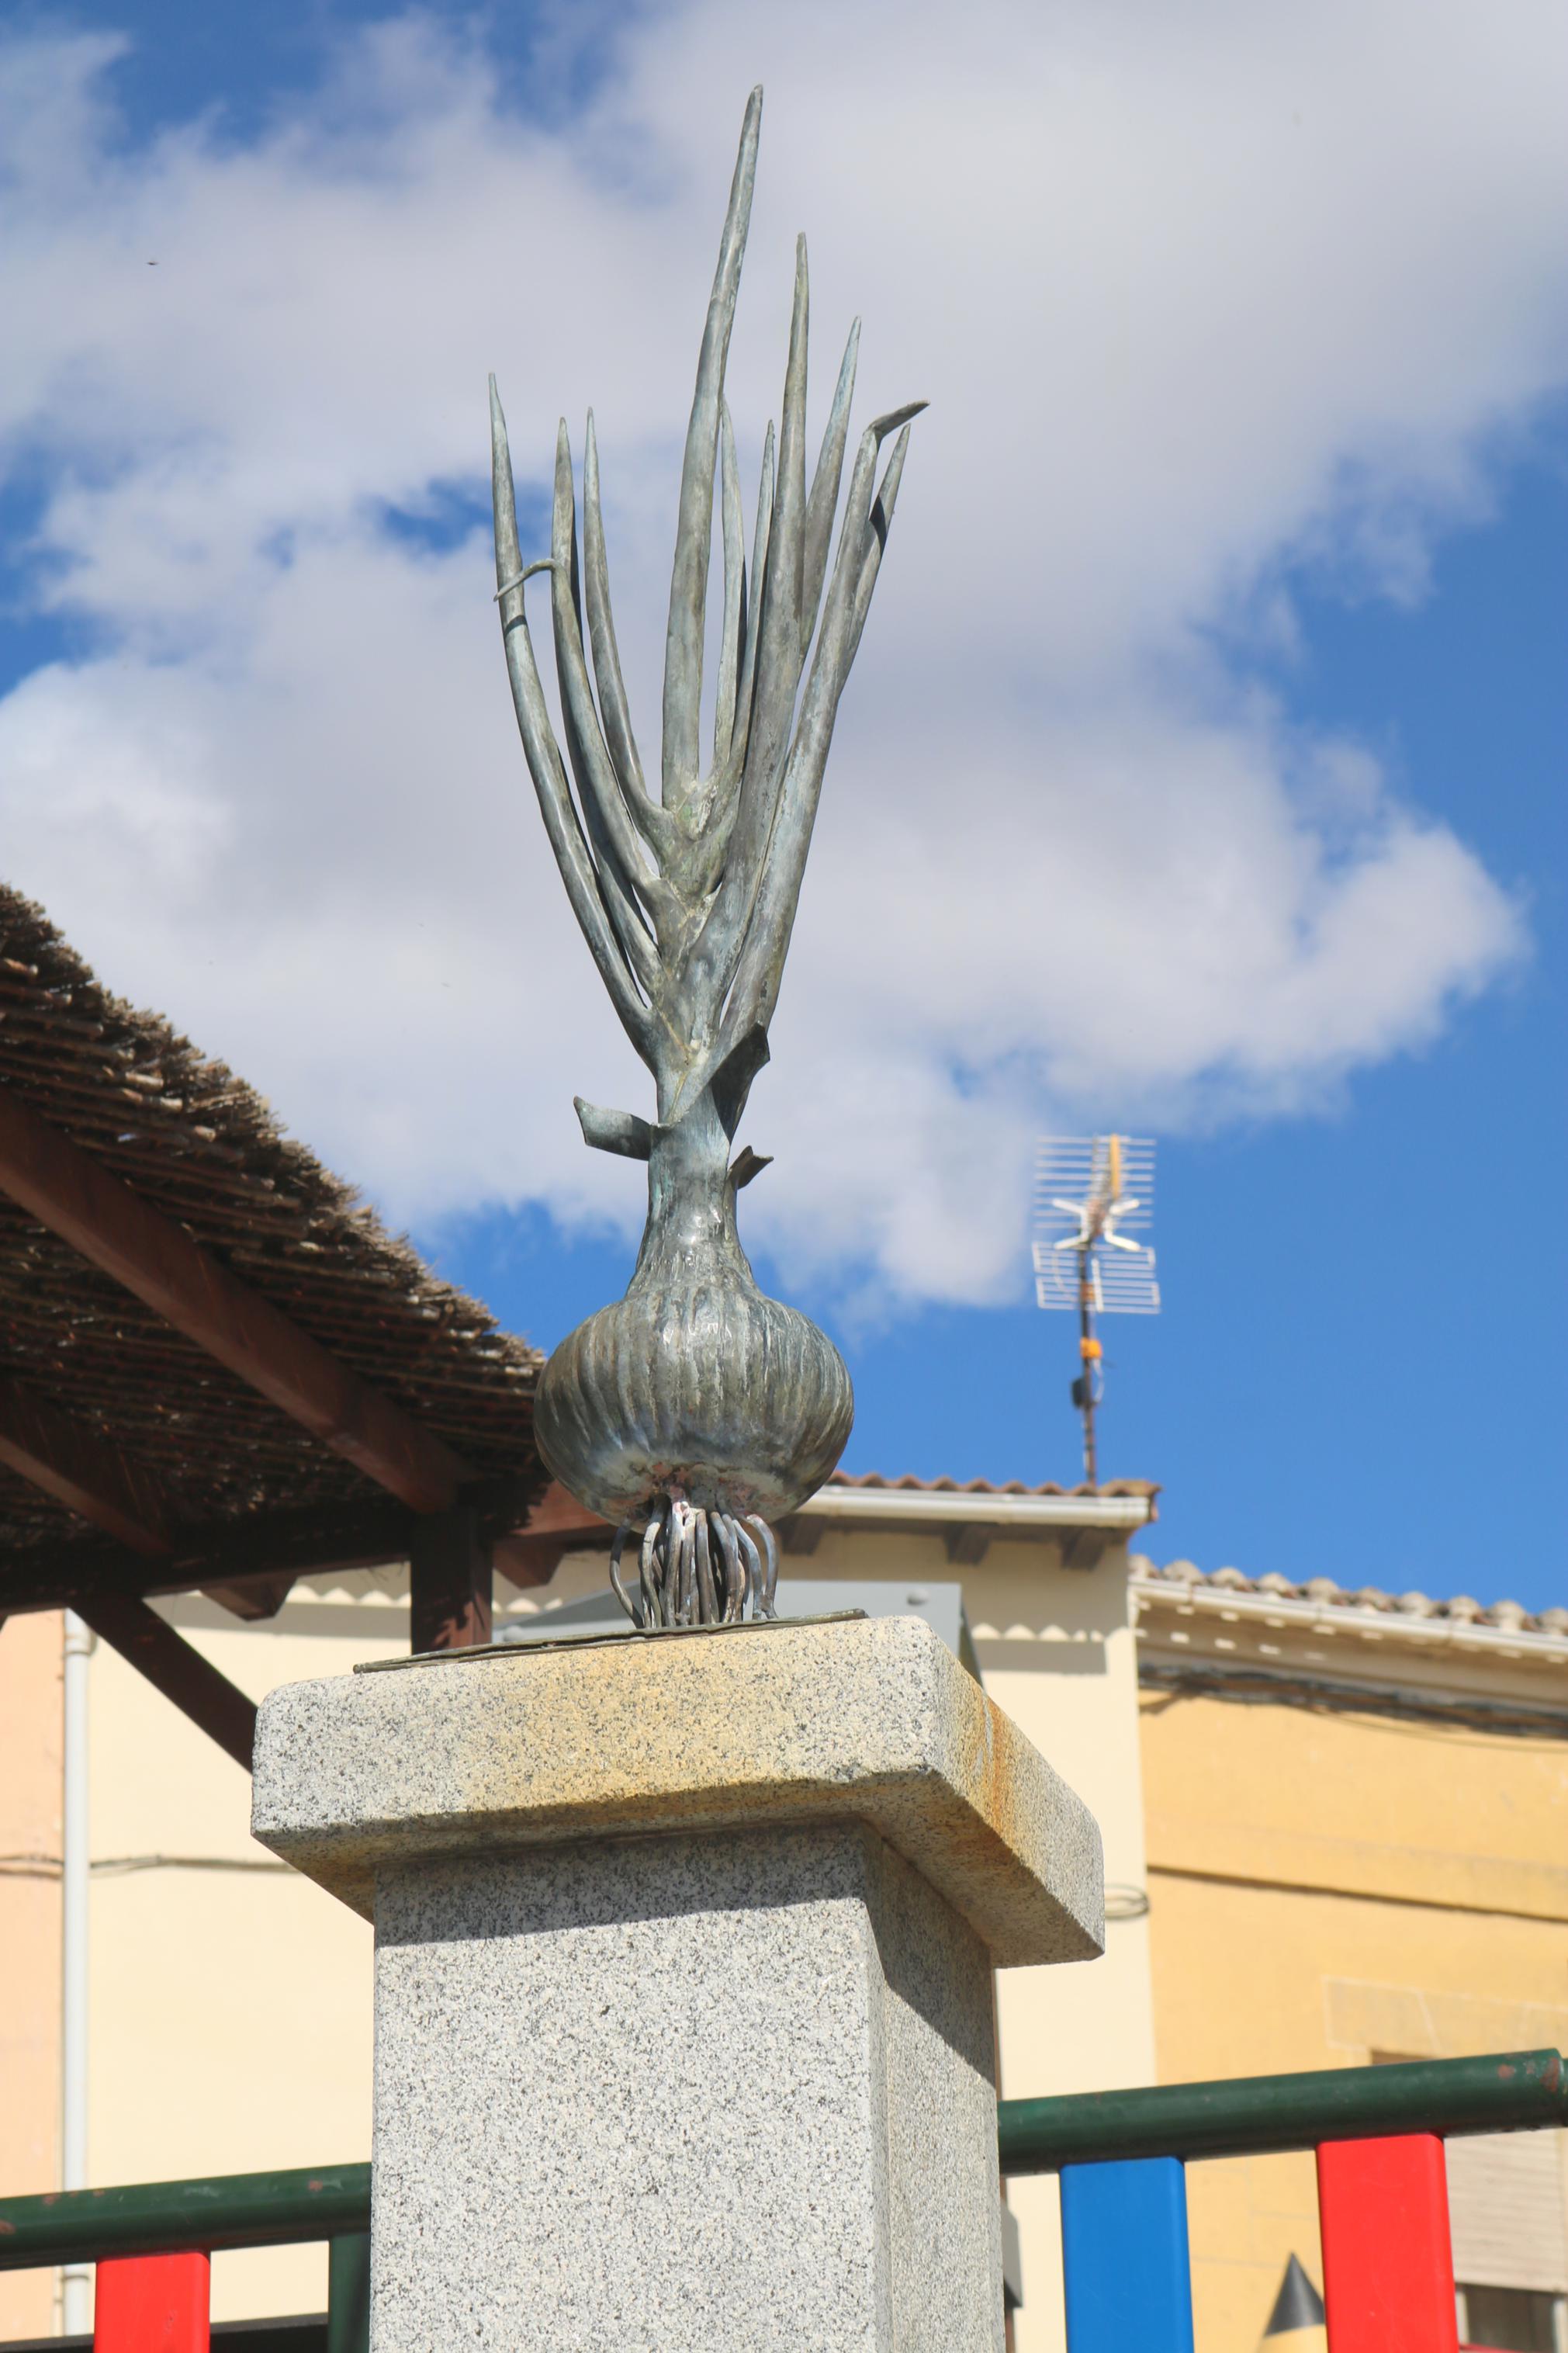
[1130,1555,1557,1640]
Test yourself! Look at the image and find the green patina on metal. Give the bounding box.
[489,86,924,1630]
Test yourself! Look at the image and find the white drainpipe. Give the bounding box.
[61,1611,93,2337]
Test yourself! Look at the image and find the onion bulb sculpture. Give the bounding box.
[490,86,922,1629]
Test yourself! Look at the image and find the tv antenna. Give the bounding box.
[1033,1135,1160,1484]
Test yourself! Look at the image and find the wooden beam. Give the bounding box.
[0,1499,421,1617]
[201,1573,296,1622]
[79,1592,258,1771]
[410,1508,492,1653]
[0,1377,173,1556]
[490,1531,559,1589]
[0,1475,544,1620]
[494,1480,609,1586]
[0,1090,469,1513]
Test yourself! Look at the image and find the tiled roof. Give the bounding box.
[0,885,542,1585]
[826,1471,1160,1502]
[1132,1558,1565,1641]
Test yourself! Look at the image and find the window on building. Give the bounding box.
[1457,2282,1562,2351]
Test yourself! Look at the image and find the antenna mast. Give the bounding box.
[1033,1135,1160,1483]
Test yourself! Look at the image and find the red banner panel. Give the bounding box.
[1317,2133,1459,2353]
[94,2251,210,2353]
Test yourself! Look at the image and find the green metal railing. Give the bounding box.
[0,2168,370,2272]
[999,2046,1567,2172]
[0,2050,1560,2339]
[0,2180,369,2353]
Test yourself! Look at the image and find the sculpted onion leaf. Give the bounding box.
[490,87,922,1625]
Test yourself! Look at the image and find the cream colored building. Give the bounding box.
[0,1475,1158,2348]
[5,1485,1564,2353]
[1136,1558,1568,2353]
[0,1614,63,2341]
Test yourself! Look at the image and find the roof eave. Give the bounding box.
[797,1487,1156,1533]
[1132,1572,1568,1671]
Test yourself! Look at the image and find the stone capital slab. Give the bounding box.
[251,1612,1103,1967]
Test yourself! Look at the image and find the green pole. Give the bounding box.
[1,2053,1563,2267]
[998,2049,1568,2174]
[0,2164,371,2269]
[327,2232,371,2353]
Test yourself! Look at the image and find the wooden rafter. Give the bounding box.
[0,1091,471,1514]
[495,1480,609,1584]
[0,1503,427,1617]
[81,1592,258,1772]
[410,1509,493,1654]
[201,1572,298,1622]
[0,1475,543,1620]
[0,1377,173,1557]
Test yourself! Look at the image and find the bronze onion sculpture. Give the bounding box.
[490,87,922,1628]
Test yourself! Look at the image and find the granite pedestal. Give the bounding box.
[251,1613,1103,2352]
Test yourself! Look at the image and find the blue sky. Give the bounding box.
[430,439,1568,1600]
[1,1,1563,1606]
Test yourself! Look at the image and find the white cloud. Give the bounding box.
[0,0,1555,1306]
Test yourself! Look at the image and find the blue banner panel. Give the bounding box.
[1061,2155,1196,2352]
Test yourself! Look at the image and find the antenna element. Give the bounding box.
[1033,1135,1160,1483]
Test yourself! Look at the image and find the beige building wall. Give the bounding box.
[980,1551,1155,2353]
[1140,1672,1568,2353]
[749,1524,1155,2353]
[0,1612,64,2341]
[76,1585,406,2324]
[16,1516,1563,2351]
[18,1523,1144,2337]
[0,1506,1151,2334]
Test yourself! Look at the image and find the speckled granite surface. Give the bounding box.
[251,1613,1103,1967]
[251,1613,1105,2349]
[372,1823,1003,2352]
